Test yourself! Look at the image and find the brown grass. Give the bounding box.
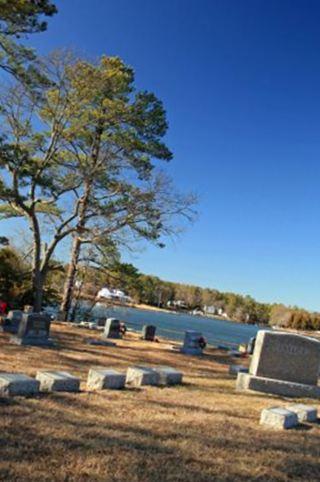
[0,323,320,482]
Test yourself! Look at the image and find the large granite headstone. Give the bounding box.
[11,312,53,346]
[236,330,320,398]
[102,318,122,339]
[141,324,156,341]
[0,310,23,333]
[180,330,204,355]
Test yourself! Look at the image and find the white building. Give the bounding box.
[97,287,131,303]
[203,305,217,315]
[167,300,188,310]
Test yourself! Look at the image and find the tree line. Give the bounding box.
[1,242,320,331]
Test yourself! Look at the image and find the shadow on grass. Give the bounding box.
[1,391,320,482]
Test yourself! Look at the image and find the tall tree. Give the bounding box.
[0,52,195,313]
[0,62,80,311]
[42,55,195,320]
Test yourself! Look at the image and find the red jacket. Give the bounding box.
[0,301,8,315]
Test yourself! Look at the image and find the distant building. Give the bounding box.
[203,305,217,315]
[167,300,188,310]
[203,305,228,318]
[191,308,204,316]
[97,287,132,303]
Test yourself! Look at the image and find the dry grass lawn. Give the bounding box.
[1,323,320,481]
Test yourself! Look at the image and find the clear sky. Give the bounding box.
[2,0,320,311]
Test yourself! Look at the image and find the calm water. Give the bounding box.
[86,304,261,348]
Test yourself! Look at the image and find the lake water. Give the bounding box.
[87,304,261,348]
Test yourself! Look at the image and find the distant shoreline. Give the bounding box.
[95,298,246,324]
[131,302,236,322]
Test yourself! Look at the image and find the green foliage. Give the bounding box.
[0,245,63,307]
[0,0,57,35]
[0,246,29,305]
[0,0,57,86]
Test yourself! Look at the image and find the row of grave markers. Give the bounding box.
[0,310,207,357]
[260,404,318,429]
[2,310,320,401]
[0,365,183,397]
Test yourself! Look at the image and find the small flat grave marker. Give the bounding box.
[126,366,160,387]
[154,366,183,385]
[0,373,39,396]
[36,371,80,392]
[288,404,318,423]
[260,407,298,430]
[87,368,126,390]
[86,338,116,347]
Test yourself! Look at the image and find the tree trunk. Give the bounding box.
[59,122,103,321]
[30,214,44,312]
[32,270,44,312]
[59,235,81,321]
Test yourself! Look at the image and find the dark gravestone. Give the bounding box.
[141,325,156,341]
[97,317,106,327]
[247,336,256,355]
[11,312,53,346]
[102,318,122,339]
[180,330,204,355]
[0,310,23,334]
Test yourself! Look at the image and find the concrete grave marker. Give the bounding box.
[36,371,80,392]
[126,366,160,387]
[180,330,204,355]
[86,338,116,347]
[87,368,126,390]
[237,330,320,398]
[141,324,156,341]
[288,404,318,423]
[0,373,40,396]
[11,312,53,346]
[260,407,298,429]
[154,366,183,385]
[102,318,122,339]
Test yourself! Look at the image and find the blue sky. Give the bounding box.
[2,0,320,310]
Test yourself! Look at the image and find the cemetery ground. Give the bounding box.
[0,325,320,482]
